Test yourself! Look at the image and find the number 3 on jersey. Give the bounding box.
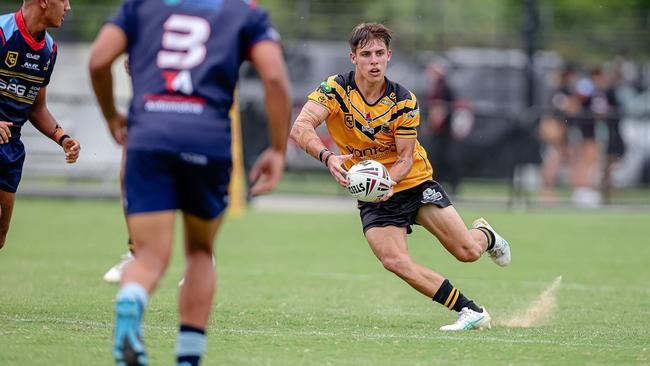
[157,14,210,70]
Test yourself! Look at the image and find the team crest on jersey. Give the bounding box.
[5,51,19,68]
[344,113,354,129]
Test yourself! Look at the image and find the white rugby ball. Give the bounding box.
[346,160,392,202]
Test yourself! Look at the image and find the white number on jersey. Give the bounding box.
[157,14,210,70]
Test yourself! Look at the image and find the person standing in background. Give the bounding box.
[424,60,462,196]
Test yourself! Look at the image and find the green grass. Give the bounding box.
[1,198,649,365]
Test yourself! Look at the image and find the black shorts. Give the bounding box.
[358,180,453,235]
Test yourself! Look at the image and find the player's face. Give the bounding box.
[43,0,71,28]
[350,38,391,84]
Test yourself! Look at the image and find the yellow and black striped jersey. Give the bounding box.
[308,71,432,192]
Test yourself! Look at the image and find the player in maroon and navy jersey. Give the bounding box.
[0,0,80,251]
[89,0,290,365]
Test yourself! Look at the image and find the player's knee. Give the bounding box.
[380,255,412,275]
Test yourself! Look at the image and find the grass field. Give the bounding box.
[1,198,649,365]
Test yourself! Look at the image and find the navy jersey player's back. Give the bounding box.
[0,10,57,132]
[111,0,278,159]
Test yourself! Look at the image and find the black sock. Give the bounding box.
[476,227,495,251]
[432,279,482,313]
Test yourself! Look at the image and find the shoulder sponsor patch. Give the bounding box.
[318,81,332,93]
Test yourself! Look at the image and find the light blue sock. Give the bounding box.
[116,282,148,307]
[176,324,206,366]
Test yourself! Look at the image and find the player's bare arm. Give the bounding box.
[290,101,352,187]
[0,121,12,144]
[391,137,415,183]
[377,137,414,202]
[88,24,128,145]
[29,87,80,163]
[248,40,291,195]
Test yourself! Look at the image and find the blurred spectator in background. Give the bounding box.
[591,67,625,202]
[424,59,463,196]
[569,73,602,207]
[539,64,578,202]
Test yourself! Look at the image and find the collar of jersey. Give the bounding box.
[348,70,393,107]
[15,9,46,51]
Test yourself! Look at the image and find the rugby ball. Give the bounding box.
[346,160,392,202]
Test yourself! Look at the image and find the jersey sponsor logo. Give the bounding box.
[179,152,208,166]
[22,62,40,71]
[344,113,354,129]
[422,187,443,203]
[180,0,225,11]
[0,76,27,97]
[162,70,194,95]
[381,121,391,134]
[5,51,18,68]
[318,82,332,93]
[344,143,396,158]
[26,53,41,60]
[361,124,374,134]
[380,99,392,105]
[143,94,205,115]
[363,111,372,123]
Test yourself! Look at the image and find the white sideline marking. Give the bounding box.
[0,313,641,350]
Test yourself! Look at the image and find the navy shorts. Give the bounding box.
[124,149,231,219]
[358,180,453,234]
[0,140,26,193]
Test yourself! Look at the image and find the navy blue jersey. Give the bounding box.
[0,10,57,130]
[110,0,279,159]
